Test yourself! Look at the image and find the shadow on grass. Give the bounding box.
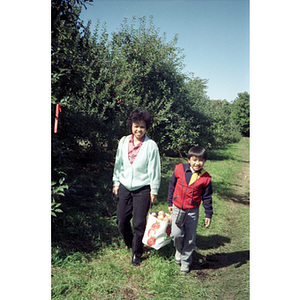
[192,250,250,271]
[192,233,248,271]
[212,181,250,206]
[143,234,249,272]
[196,234,231,250]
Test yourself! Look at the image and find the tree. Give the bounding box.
[184,77,242,151]
[51,1,244,159]
[107,16,189,153]
[231,92,250,137]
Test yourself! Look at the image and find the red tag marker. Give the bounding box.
[54,104,61,133]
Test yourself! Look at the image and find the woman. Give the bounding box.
[112,108,161,266]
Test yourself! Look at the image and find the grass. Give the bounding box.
[51,137,250,299]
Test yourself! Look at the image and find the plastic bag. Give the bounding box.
[142,212,172,250]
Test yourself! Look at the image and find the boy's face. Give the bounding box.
[188,156,205,172]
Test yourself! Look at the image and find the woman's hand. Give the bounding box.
[113,186,119,196]
[150,194,157,203]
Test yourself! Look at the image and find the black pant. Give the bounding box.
[117,184,150,257]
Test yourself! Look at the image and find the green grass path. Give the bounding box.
[52,138,250,299]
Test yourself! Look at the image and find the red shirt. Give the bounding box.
[128,134,145,164]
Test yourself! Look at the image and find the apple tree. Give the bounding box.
[231,91,250,137]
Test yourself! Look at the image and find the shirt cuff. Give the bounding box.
[150,187,158,195]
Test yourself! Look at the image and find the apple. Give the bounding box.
[163,217,169,222]
[158,210,165,217]
[151,212,157,217]
[157,215,164,221]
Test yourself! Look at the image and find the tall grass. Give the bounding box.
[52,138,250,299]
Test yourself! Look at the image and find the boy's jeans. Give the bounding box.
[171,204,199,267]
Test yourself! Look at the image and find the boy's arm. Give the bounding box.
[167,172,177,213]
[201,181,213,219]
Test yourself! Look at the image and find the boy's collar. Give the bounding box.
[189,166,195,173]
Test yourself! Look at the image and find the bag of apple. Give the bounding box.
[142,210,172,250]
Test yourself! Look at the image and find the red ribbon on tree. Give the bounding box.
[54,104,61,133]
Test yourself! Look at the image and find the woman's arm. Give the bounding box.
[147,142,161,196]
[112,136,126,191]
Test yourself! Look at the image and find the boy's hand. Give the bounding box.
[205,218,211,227]
[168,206,173,214]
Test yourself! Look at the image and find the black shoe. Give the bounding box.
[131,255,141,266]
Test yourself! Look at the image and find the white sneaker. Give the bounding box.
[175,250,181,264]
[180,264,190,273]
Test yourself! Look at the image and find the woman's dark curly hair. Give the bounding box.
[127,108,152,132]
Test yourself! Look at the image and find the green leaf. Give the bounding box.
[59,177,65,185]
[55,185,68,192]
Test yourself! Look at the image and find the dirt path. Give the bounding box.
[232,137,250,206]
[196,138,250,299]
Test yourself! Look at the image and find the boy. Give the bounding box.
[167,146,213,273]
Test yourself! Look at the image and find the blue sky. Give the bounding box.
[79,0,249,102]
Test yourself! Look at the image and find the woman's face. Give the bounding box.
[131,120,146,142]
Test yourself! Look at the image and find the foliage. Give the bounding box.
[184,77,242,151]
[51,0,243,155]
[231,91,250,137]
[51,172,68,217]
[51,201,63,217]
